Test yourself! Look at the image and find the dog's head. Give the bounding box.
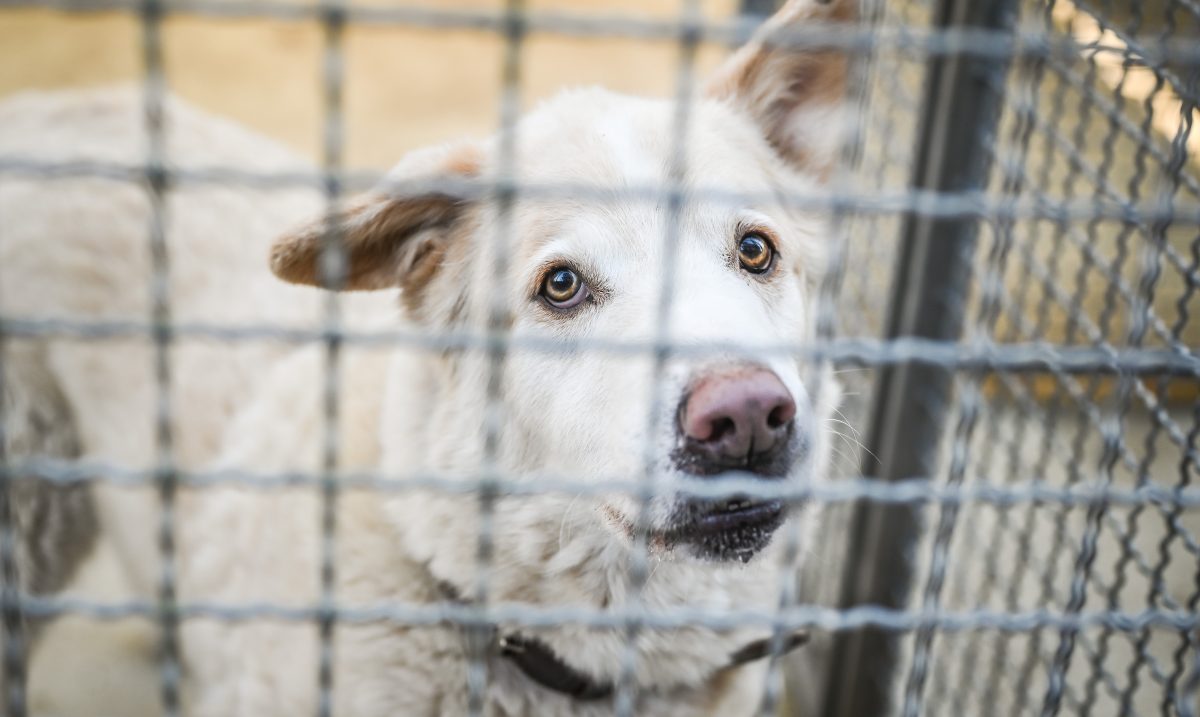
[271,0,850,566]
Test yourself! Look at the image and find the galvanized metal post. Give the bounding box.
[738,0,779,18]
[822,1,1019,715]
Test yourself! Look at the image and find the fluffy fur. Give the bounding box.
[0,1,852,714]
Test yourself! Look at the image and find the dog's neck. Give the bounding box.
[373,341,804,692]
[430,573,809,703]
[378,485,799,692]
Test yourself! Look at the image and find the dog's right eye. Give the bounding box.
[540,267,589,309]
[737,232,775,274]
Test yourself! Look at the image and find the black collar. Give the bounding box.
[432,577,810,702]
[495,627,810,702]
[497,633,617,700]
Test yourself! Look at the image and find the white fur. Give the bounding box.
[1,3,852,713]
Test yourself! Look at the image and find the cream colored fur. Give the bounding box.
[0,1,852,714]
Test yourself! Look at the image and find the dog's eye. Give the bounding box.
[540,267,588,309]
[737,232,775,274]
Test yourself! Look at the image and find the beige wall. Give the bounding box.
[0,1,739,168]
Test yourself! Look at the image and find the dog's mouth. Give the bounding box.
[661,434,800,561]
[663,493,787,562]
[670,435,796,479]
[692,496,784,535]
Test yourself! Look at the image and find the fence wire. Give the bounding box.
[0,0,1198,715]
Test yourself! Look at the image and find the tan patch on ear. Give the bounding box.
[443,142,484,177]
[270,193,466,291]
[706,0,854,174]
[270,198,375,287]
[398,236,447,313]
[345,194,465,290]
[271,140,485,293]
[761,49,849,174]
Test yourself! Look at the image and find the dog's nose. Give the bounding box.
[680,367,796,460]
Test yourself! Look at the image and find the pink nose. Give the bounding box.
[680,367,797,459]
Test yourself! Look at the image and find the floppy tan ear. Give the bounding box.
[270,142,482,292]
[706,0,854,176]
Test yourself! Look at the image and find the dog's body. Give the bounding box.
[1,2,851,714]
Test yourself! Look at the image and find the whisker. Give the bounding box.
[557,494,584,549]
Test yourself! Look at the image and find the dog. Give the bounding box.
[0,0,851,714]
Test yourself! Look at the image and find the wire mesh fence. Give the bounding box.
[0,0,1198,715]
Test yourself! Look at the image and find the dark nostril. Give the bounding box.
[767,398,796,430]
[709,416,736,443]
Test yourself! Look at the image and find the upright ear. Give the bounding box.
[706,0,854,176]
[270,141,483,293]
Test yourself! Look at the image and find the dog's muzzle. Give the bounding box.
[667,365,807,561]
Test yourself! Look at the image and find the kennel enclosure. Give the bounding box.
[0,0,1198,715]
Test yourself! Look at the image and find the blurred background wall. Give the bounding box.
[0,0,741,169]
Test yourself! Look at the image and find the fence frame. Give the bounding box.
[821,0,1021,714]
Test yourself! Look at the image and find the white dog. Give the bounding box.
[0,0,851,714]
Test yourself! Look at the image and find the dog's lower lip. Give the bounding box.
[694,499,783,535]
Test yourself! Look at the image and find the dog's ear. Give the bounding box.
[270,141,482,293]
[706,0,854,176]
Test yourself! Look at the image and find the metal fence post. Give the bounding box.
[822,1,1019,715]
[739,0,779,18]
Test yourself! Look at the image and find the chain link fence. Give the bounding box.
[0,0,1198,714]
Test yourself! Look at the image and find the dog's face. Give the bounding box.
[482,92,829,563]
[272,0,849,565]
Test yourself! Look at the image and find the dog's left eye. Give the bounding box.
[737,232,775,274]
[540,267,589,309]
